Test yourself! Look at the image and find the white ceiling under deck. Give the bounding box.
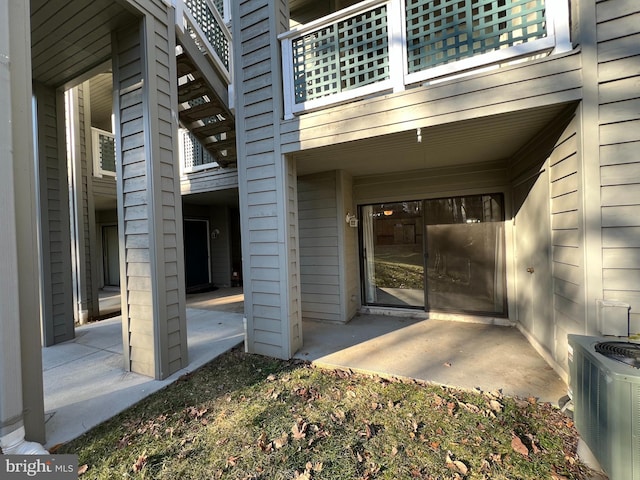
[30,0,137,88]
[292,103,575,178]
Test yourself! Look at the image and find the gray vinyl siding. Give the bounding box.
[152,14,187,375]
[339,171,360,319]
[93,177,117,197]
[548,115,583,366]
[180,169,239,195]
[280,52,582,154]
[298,170,359,322]
[209,207,232,287]
[77,84,98,316]
[298,172,342,322]
[114,8,187,378]
[597,0,640,333]
[114,25,154,377]
[35,83,74,346]
[234,0,302,358]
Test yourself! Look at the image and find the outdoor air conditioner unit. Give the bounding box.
[568,335,640,480]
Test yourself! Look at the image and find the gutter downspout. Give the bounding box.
[1,427,48,455]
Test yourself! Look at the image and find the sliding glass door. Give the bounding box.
[424,194,506,314]
[361,194,506,315]
[362,202,425,307]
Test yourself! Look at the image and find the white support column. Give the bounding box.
[0,0,47,449]
[66,84,99,324]
[66,87,89,324]
[387,0,407,94]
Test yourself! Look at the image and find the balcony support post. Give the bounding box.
[113,13,189,380]
[0,0,47,445]
[388,0,407,94]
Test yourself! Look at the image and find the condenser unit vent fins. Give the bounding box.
[569,335,640,480]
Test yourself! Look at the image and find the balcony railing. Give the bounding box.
[91,127,116,178]
[280,0,571,119]
[179,128,219,174]
[175,0,232,83]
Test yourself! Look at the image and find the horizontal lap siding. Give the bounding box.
[237,0,286,358]
[281,53,582,153]
[180,169,239,195]
[236,0,304,357]
[116,26,154,377]
[548,116,584,350]
[246,147,282,356]
[298,173,341,321]
[78,85,96,315]
[597,0,640,333]
[116,7,186,378]
[282,0,301,350]
[37,84,74,345]
[153,15,186,374]
[211,223,231,287]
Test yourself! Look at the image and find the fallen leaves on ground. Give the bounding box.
[445,450,469,475]
[57,348,597,480]
[132,452,147,473]
[511,433,530,456]
[292,419,308,440]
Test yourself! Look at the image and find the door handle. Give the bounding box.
[526,267,534,274]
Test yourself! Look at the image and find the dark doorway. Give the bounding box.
[184,219,211,290]
[102,225,120,287]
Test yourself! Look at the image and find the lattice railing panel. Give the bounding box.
[184,0,230,69]
[182,130,215,170]
[92,128,116,176]
[340,7,390,90]
[292,5,390,104]
[293,25,340,103]
[98,132,116,173]
[213,0,224,18]
[281,0,564,117]
[406,0,547,73]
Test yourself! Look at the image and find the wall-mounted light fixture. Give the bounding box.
[345,213,358,228]
[383,209,393,216]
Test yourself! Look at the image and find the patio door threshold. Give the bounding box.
[359,305,514,327]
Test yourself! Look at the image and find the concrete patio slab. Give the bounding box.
[43,288,568,450]
[295,313,567,405]
[43,308,244,448]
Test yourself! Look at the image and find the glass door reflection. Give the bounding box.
[361,194,507,315]
[362,202,425,308]
[424,195,506,314]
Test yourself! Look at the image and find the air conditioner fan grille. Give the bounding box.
[595,341,640,369]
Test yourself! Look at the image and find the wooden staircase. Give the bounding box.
[175,30,236,168]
